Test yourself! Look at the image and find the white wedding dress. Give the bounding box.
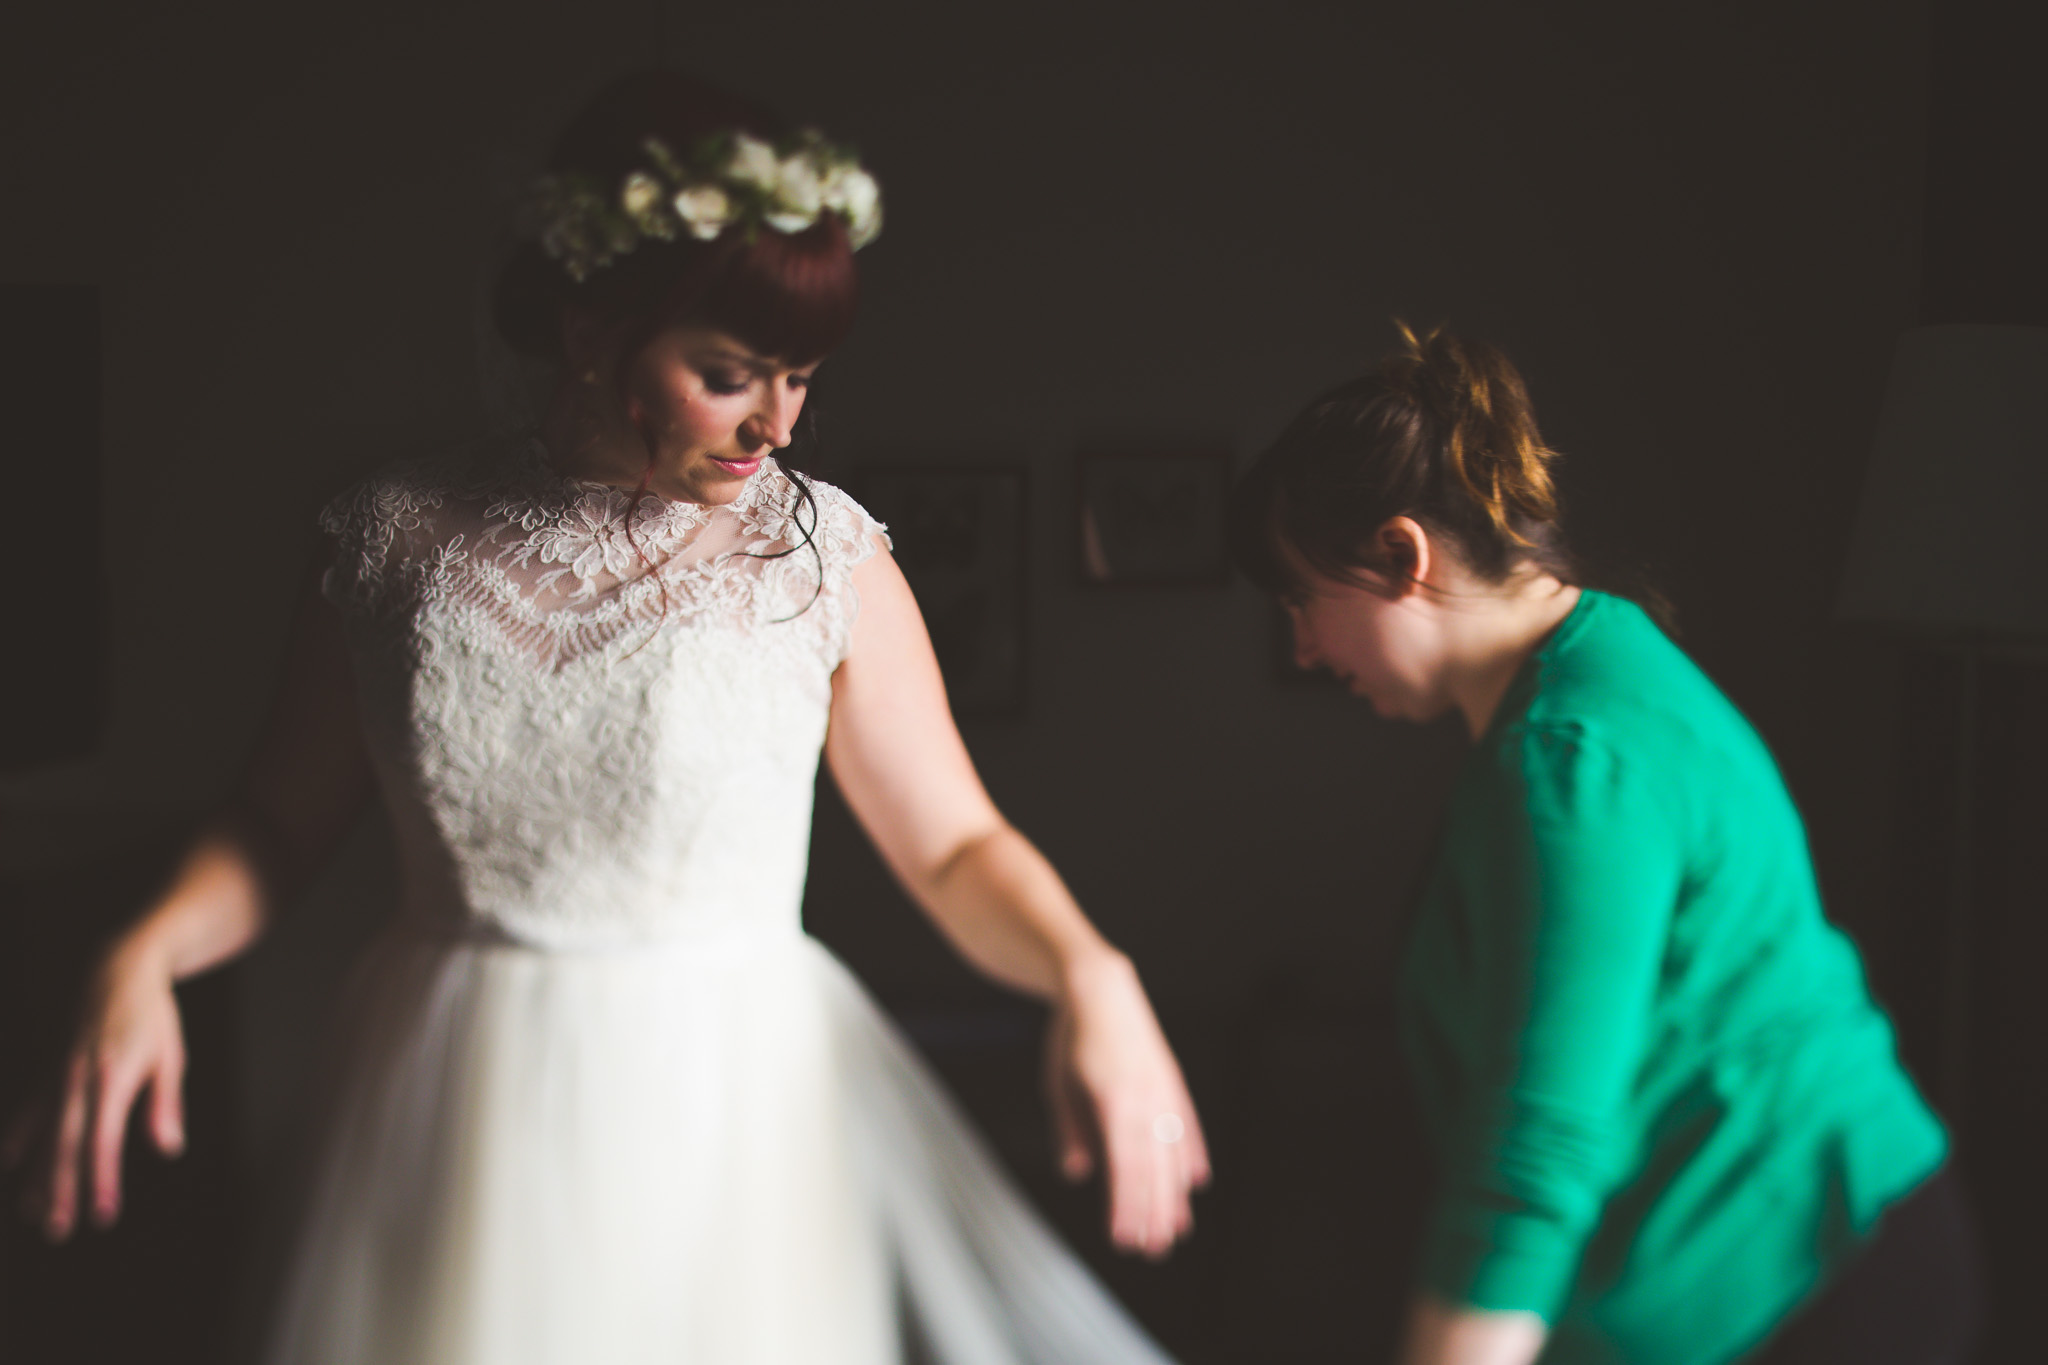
[260,437,1176,1365]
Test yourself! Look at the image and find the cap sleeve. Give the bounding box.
[814,480,890,580]
[736,469,890,667]
[803,477,889,665]
[316,466,447,616]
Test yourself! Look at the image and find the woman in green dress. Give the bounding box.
[1232,325,1980,1365]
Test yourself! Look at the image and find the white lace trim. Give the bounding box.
[319,438,887,670]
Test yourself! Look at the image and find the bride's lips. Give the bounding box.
[709,456,763,478]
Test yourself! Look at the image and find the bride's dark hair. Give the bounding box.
[493,69,860,372]
[496,69,864,617]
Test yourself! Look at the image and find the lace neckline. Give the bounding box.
[455,437,807,606]
[321,435,868,671]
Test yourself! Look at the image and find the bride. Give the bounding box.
[11,70,1208,1363]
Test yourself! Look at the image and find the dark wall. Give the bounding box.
[11,1,2025,1361]
[1895,2,2048,1360]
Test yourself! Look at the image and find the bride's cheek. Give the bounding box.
[687,404,736,444]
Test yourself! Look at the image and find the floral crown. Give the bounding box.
[522,130,882,283]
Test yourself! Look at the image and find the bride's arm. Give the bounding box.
[6,567,375,1240]
[825,541,1210,1256]
[117,571,375,977]
[825,544,1105,999]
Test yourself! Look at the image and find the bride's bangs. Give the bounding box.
[689,216,859,367]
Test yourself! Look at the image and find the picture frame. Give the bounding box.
[851,464,1029,718]
[1076,450,1231,587]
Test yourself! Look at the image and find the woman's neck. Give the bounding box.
[1446,576,1582,740]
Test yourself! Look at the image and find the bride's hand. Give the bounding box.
[1045,952,1210,1259]
[3,935,187,1241]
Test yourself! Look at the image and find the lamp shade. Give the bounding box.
[1839,324,2048,637]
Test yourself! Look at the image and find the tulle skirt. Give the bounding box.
[258,924,1175,1365]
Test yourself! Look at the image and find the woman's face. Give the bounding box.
[616,324,820,505]
[1281,556,1455,724]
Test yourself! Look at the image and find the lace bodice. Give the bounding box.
[320,437,887,949]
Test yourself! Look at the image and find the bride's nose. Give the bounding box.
[742,382,804,450]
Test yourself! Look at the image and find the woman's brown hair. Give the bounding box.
[1233,322,1580,597]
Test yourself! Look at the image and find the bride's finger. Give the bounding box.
[1178,1090,1212,1190]
[148,1050,187,1158]
[45,1054,92,1240]
[1147,1117,1181,1255]
[1046,1058,1093,1182]
[1169,1117,1197,1237]
[1104,1103,1152,1252]
[1166,1103,1200,1243]
[90,1062,144,1228]
[1137,1100,1189,1256]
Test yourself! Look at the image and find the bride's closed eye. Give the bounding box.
[701,368,752,396]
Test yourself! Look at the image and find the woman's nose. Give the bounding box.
[745,382,804,450]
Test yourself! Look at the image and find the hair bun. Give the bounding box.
[1390,320,1560,547]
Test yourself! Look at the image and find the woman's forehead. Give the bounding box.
[668,325,804,373]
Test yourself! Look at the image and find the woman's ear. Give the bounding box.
[1376,517,1432,595]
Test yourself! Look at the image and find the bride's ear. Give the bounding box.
[1375,517,1432,595]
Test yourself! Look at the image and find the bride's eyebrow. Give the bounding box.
[696,346,782,374]
[692,337,823,375]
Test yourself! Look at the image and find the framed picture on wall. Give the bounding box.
[1076,450,1230,587]
[851,464,1029,718]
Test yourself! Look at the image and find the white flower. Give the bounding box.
[620,172,663,217]
[673,183,734,240]
[525,129,880,279]
[529,503,640,595]
[780,154,825,206]
[821,165,882,247]
[725,135,781,191]
[816,163,861,213]
[764,153,824,234]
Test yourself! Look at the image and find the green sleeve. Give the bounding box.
[1421,724,1683,1319]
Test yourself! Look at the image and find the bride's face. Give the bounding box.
[614,324,820,504]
